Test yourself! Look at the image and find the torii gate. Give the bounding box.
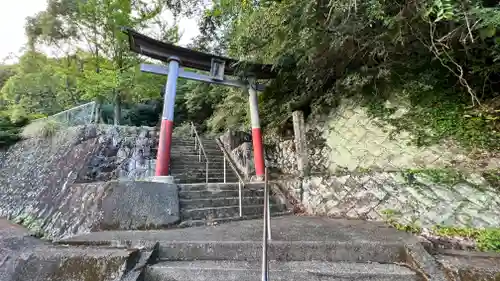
[123,28,277,180]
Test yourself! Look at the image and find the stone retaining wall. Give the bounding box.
[273,171,500,228]
[0,125,179,239]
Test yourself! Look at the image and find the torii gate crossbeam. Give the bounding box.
[123,28,277,180]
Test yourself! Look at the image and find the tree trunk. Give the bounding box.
[94,99,102,124]
[113,90,122,125]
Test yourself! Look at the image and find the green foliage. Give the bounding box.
[22,0,175,125]
[11,213,45,238]
[381,209,423,234]
[363,77,500,149]
[405,168,465,185]
[0,113,29,148]
[196,0,500,147]
[0,65,16,92]
[381,216,500,252]
[433,225,500,252]
[207,87,249,133]
[477,229,500,252]
[483,170,500,188]
[173,122,193,137]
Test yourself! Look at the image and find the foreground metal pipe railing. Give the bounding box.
[215,138,246,217]
[190,122,209,183]
[262,167,270,281]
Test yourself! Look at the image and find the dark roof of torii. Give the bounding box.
[122,27,278,79]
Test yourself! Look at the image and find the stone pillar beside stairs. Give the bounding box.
[292,110,310,177]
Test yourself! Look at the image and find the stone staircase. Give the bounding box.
[60,217,427,281]
[165,133,289,227]
[144,218,422,281]
[169,137,239,184]
[178,182,288,227]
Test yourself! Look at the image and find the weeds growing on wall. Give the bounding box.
[382,210,500,252]
[404,168,465,185]
[363,81,500,150]
[433,225,500,252]
[483,170,500,189]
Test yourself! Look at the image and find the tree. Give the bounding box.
[1,52,68,117]
[25,0,171,125]
[185,0,500,146]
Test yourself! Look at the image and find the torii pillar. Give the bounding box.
[247,77,265,179]
[155,57,180,176]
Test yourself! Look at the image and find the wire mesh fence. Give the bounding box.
[33,101,97,127]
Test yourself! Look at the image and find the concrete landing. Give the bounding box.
[0,219,144,281]
[59,216,421,264]
[60,216,417,244]
[58,217,431,280]
[146,260,418,281]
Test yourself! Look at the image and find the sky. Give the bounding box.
[0,0,200,63]
[0,0,47,62]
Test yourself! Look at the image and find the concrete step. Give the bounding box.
[170,162,227,169]
[145,260,418,281]
[171,176,240,182]
[171,141,219,148]
[179,189,264,199]
[178,210,293,228]
[175,179,240,184]
[180,197,265,209]
[171,175,240,182]
[170,169,230,174]
[178,183,249,192]
[170,146,221,152]
[172,176,240,183]
[170,157,225,163]
[181,204,285,221]
[170,166,233,173]
[157,240,404,263]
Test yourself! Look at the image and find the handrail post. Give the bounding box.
[262,167,269,281]
[223,156,227,183]
[190,122,209,184]
[239,181,243,217]
[267,192,272,241]
[206,161,209,183]
[265,168,271,241]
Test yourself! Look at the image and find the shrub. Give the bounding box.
[477,229,500,253]
[173,122,193,137]
[21,118,64,139]
[0,113,29,148]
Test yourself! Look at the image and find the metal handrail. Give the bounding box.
[215,139,246,184]
[215,138,246,217]
[190,122,209,183]
[262,167,270,281]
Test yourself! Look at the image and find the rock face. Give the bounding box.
[218,130,255,179]
[76,125,158,182]
[0,125,179,239]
